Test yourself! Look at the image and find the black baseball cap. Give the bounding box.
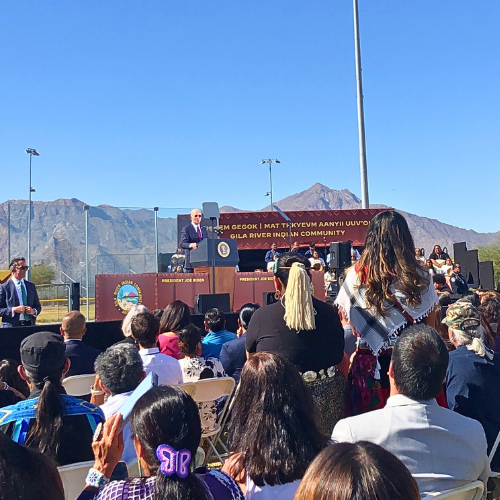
[20,331,66,377]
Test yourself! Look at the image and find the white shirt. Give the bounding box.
[139,347,183,386]
[308,257,325,268]
[246,478,301,500]
[100,391,136,463]
[331,394,490,496]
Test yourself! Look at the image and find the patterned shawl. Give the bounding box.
[335,266,438,354]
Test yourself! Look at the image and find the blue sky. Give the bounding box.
[1,1,499,233]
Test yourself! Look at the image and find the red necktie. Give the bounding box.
[197,226,202,240]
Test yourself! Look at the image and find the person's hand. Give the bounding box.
[93,373,104,392]
[24,306,34,315]
[13,305,26,314]
[338,308,350,327]
[91,414,124,479]
[190,242,198,250]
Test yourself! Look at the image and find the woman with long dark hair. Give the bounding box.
[77,386,243,500]
[293,441,420,500]
[245,252,345,433]
[158,300,191,358]
[335,210,438,414]
[0,433,65,500]
[223,352,330,498]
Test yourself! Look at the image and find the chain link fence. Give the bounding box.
[1,202,193,322]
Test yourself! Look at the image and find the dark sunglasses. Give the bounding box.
[17,266,29,270]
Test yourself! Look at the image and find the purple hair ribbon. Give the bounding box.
[156,444,191,478]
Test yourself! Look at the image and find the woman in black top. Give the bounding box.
[246,252,345,434]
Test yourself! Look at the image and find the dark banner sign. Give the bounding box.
[216,209,388,250]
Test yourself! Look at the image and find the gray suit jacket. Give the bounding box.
[331,394,490,497]
[0,279,42,327]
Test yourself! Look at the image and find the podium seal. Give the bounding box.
[217,241,231,258]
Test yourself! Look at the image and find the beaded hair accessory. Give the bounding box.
[156,444,191,478]
[273,261,305,274]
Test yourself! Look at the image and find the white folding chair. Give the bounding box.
[488,428,500,478]
[188,377,235,465]
[62,374,96,397]
[213,382,240,460]
[175,382,196,397]
[420,480,484,500]
[58,460,94,500]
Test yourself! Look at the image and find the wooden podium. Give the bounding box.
[193,266,235,298]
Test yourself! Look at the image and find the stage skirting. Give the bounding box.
[96,271,326,321]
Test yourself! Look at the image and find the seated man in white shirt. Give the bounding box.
[131,311,183,386]
[331,324,490,497]
[94,344,145,462]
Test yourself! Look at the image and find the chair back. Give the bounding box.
[58,460,94,500]
[176,382,196,397]
[62,374,96,397]
[420,480,484,500]
[189,377,235,403]
[188,377,235,465]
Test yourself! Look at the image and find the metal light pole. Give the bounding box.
[353,0,369,209]
[259,159,281,211]
[84,205,90,320]
[25,148,39,280]
[7,203,11,267]
[154,207,159,273]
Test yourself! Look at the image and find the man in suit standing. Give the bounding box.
[180,208,209,273]
[331,324,490,496]
[60,311,101,377]
[0,257,41,328]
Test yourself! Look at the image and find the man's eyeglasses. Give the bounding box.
[17,266,29,270]
[193,215,202,218]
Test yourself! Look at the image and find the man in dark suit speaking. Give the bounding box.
[180,208,209,273]
[0,257,41,327]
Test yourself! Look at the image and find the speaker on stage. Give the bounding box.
[479,261,495,291]
[463,249,480,285]
[194,293,231,314]
[453,242,467,266]
[329,242,351,269]
[263,291,278,306]
[70,282,81,311]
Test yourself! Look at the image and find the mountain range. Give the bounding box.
[223,183,499,253]
[0,183,498,280]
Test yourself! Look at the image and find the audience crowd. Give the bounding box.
[1,209,500,500]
